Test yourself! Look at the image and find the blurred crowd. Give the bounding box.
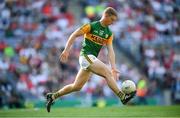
[111,0,180,105]
[0,0,76,108]
[0,0,179,108]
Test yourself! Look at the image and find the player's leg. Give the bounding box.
[46,68,92,112]
[88,59,135,104]
[88,59,122,96]
[53,68,92,99]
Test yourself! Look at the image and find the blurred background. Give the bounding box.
[0,0,179,109]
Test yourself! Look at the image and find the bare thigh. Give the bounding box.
[88,59,111,78]
[73,68,92,88]
[88,59,120,94]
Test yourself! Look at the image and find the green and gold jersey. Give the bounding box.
[80,21,113,57]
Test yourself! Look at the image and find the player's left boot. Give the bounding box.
[121,91,136,105]
[46,93,54,113]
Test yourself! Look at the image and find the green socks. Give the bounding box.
[117,91,125,99]
[52,92,61,100]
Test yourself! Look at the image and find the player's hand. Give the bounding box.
[59,49,70,63]
[112,69,120,81]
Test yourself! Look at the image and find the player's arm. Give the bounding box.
[107,35,119,80]
[60,24,91,63]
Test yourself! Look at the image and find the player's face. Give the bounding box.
[105,15,117,25]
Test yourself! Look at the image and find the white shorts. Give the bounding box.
[79,54,98,70]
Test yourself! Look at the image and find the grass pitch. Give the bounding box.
[0,105,180,118]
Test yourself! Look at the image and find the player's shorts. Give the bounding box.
[79,54,98,70]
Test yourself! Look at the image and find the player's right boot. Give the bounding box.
[46,93,54,113]
[120,91,136,105]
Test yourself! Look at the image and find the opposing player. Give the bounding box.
[46,7,136,112]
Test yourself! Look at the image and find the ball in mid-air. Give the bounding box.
[122,80,136,94]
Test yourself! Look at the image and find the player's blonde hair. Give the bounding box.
[104,7,118,17]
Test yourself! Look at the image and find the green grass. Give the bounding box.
[0,106,180,118]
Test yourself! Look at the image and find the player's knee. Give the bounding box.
[104,70,113,79]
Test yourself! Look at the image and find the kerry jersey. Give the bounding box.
[79,21,113,57]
